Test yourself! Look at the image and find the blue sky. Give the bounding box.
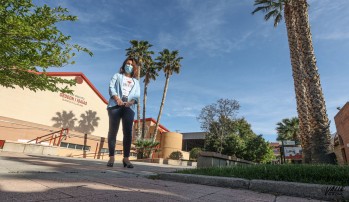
[37,0,349,142]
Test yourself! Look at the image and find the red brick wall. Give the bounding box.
[334,102,349,164]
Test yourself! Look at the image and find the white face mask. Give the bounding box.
[125,64,133,74]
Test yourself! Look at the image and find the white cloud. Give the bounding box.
[316,32,349,40]
[77,35,125,52]
[309,0,349,41]
[153,0,257,56]
[157,32,177,50]
[59,0,115,24]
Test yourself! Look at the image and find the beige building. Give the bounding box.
[0,72,185,160]
[133,118,188,159]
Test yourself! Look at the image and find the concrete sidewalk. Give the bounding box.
[0,151,325,201]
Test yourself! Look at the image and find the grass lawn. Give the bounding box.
[177,164,349,186]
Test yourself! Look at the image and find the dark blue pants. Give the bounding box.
[107,106,135,158]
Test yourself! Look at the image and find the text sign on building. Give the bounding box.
[284,147,302,159]
[60,93,87,107]
[282,140,295,146]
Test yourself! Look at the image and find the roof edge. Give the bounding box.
[134,118,170,132]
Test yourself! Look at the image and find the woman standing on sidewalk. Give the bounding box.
[106,57,140,168]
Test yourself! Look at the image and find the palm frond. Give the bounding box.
[252,0,286,27]
[274,13,283,27]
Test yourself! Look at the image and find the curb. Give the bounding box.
[157,173,349,201]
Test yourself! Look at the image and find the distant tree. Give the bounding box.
[261,145,275,164]
[198,100,273,162]
[197,98,240,153]
[126,40,154,138]
[276,117,301,144]
[221,118,257,158]
[234,118,256,140]
[222,133,246,157]
[0,0,92,93]
[229,119,273,163]
[244,135,274,163]
[152,49,183,141]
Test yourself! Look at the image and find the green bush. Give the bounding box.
[133,138,160,159]
[189,147,202,161]
[177,164,349,186]
[169,151,183,160]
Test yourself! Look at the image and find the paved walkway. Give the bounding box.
[0,151,324,201]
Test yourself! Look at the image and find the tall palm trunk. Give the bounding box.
[153,74,170,141]
[296,0,331,164]
[142,82,148,139]
[284,1,312,163]
[136,62,141,138]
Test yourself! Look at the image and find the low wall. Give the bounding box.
[1,141,135,160]
[133,158,164,164]
[134,158,197,167]
[197,151,254,168]
[3,141,59,156]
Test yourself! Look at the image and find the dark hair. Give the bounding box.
[119,57,139,78]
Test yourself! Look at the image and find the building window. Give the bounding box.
[68,143,76,149]
[100,148,108,153]
[83,146,91,151]
[60,142,90,151]
[60,142,68,148]
[75,145,84,150]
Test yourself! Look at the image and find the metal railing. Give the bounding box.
[27,128,69,146]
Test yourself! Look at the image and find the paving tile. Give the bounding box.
[49,189,187,202]
[275,195,325,202]
[0,151,335,202]
[191,188,276,202]
[33,179,130,197]
[0,179,68,201]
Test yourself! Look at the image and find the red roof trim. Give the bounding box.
[134,118,170,132]
[45,72,108,104]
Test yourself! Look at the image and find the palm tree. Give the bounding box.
[252,0,332,163]
[276,117,300,144]
[289,0,313,163]
[152,49,183,141]
[252,0,311,162]
[294,0,331,163]
[126,40,154,138]
[141,55,158,139]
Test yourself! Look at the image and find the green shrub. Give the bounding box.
[133,138,160,159]
[169,151,183,160]
[177,164,349,186]
[189,147,202,161]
